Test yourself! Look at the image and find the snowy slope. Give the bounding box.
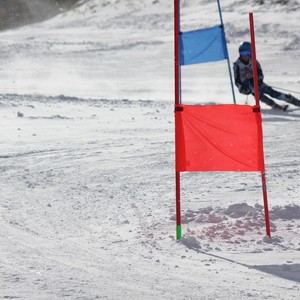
[0,0,298,102]
[0,0,300,299]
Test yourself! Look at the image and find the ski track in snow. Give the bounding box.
[0,0,300,299]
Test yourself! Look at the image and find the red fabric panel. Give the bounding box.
[175,104,265,172]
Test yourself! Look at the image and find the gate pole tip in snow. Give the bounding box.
[249,12,271,237]
[175,171,182,239]
[176,225,182,240]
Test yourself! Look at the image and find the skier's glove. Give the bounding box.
[239,86,251,95]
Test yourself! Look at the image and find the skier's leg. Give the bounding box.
[260,84,282,98]
[248,83,287,110]
[261,83,300,106]
[259,93,288,111]
[280,94,300,106]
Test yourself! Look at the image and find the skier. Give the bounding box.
[233,41,300,110]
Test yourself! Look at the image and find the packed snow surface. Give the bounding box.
[0,0,299,299]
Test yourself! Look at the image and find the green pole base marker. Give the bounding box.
[176,225,182,240]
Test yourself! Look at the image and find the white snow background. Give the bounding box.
[0,0,300,299]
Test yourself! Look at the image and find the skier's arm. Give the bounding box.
[257,61,264,84]
[233,62,242,89]
[233,62,251,95]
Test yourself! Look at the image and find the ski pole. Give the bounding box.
[245,95,248,105]
[271,85,300,95]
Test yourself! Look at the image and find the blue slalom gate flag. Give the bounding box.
[180,25,228,65]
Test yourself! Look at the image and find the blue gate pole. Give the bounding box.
[217,0,236,104]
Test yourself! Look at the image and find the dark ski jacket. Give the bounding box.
[233,57,264,91]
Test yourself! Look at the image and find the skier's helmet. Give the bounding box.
[239,41,251,56]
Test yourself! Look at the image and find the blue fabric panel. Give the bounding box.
[180,25,228,65]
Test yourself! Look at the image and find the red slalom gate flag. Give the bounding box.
[175,104,265,172]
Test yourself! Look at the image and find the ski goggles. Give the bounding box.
[240,50,251,57]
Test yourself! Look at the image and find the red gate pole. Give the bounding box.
[249,13,271,237]
[174,0,182,239]
[249,13,261,108]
